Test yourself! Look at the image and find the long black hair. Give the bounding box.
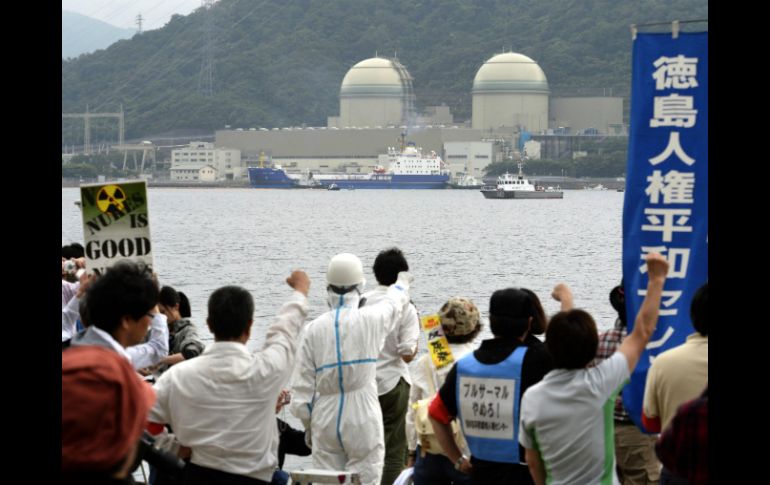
[159,286,191,318]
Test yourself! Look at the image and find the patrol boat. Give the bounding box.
[480,163,564,199]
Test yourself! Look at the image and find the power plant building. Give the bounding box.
[215,127,484,173]
[328,57,415,129]
[471,53,550,133]
[549,97,624,134]
[209,53,624,177]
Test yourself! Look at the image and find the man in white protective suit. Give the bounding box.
[290,253,412,485]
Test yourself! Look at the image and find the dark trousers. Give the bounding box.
[183,463,269,485]
[412,446,473,485]
[277,418,311,469]
[471,460,533,485]
[379,377,411,485]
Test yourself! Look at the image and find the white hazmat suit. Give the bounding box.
[290,273,411,485]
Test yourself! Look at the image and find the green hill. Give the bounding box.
[61,0,708,143]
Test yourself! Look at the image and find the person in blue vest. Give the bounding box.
[428,288,553,484]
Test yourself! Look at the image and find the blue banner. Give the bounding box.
[622,31,708,432]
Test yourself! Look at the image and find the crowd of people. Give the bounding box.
[61,244,707,485]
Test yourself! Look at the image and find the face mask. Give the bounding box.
[326,286,363,309]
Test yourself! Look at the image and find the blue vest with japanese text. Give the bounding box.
[456,346,527,463]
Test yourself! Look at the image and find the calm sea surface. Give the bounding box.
[62,186,626,475]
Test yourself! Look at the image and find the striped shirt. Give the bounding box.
[591,318,632,423]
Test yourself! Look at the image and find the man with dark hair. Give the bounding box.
[363,247,420,485]
[642,282,708,484]
[148,270,310,484]
[62,243,86,303]
[591,280,661,485]
[70,260,169,369]
[642,282,708,433]
[519,253,669,485]
[428,287,553,484]
[62,242,85,260]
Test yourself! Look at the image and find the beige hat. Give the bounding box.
[439,297,480,336]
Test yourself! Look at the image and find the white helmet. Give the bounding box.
[326,253,365,288]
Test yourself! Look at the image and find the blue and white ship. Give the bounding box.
[247,152,299,188]
[248,140,450,189]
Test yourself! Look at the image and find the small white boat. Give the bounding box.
[327,183,340,191]
[480,163,563,199]
[584,184,608,191]
[447,173,483,189]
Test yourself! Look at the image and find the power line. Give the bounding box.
[198,0,215,96]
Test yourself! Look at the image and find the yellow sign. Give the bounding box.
[421,314,455,369]
[421,314,441,331]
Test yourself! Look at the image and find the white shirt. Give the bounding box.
[128,312,170,370]
[61,280,79,308]
[405,342,475,452]
[364,285,420,395]
[87,325,132,360]
[69,313,169,370]
[61,295,80,342]
[149,291,308,482]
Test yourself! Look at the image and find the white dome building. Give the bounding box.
[472,52,549,132]
[338,57,415,128]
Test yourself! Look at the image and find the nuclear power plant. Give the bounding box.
[331,57,416,129]
[198,52,624,181]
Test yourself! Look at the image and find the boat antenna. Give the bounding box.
[518,161,524,176]
[259,151,265,168]
[399,132,406,152]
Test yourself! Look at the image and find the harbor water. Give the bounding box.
[62,187,627,475]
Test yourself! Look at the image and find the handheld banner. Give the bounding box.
[421,314,455,370]
[622,31,708,431]
[80,180,153,274]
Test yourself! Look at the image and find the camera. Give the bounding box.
[63,259,86,281]
[63,260,77,274]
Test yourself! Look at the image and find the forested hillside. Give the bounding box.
[62,0,708,143]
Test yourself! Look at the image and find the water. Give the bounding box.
[62,187,626,476]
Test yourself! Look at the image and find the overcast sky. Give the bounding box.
[62,0,203,30]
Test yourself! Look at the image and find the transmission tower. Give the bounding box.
[136,13,143,33]
[198,0,215,97]
[62,105,125,155]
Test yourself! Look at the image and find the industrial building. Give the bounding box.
[549,96,624,134]
[210,53,625,180]
[216,127,484,175]
[170,141,242,180]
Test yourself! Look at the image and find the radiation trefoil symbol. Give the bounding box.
[96,184,127,215]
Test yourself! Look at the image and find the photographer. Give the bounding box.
[62,242,86,308]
